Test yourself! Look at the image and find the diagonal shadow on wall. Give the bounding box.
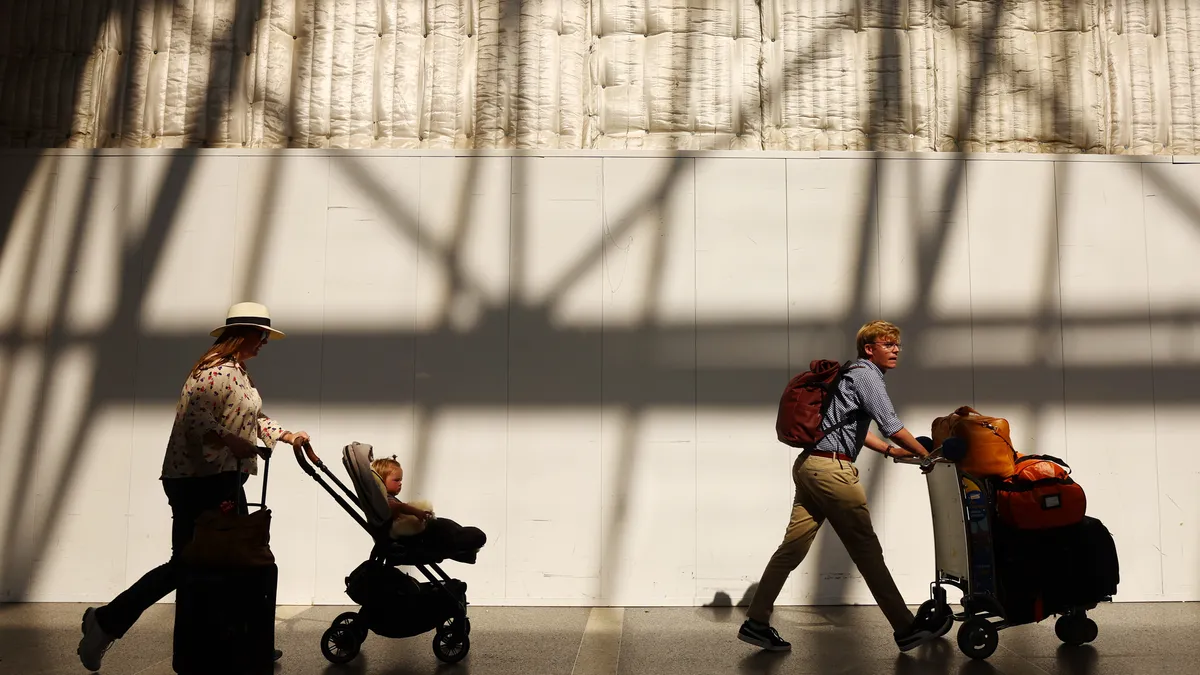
[0,3,1194,652]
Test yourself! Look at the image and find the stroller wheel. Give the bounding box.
[1055,614,1098,646]
[321,625,361,664]
[432,623,471,664]
[957,618,998,660]
[443,615,472,636]
[334,611,368,642]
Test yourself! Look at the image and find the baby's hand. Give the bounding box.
[421,510,435,521]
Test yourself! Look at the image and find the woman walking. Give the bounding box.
[77,302,314,672]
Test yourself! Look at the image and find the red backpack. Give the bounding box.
[775,360,858,448]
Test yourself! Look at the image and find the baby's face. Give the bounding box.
[383,468,403,496]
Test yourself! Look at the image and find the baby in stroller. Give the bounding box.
[370,457,486,563]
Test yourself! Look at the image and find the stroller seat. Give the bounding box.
[341,442,482,566]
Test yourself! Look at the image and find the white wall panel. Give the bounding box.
[26,156,154,601]
[1055,161,1161,600]
[693,158,789,604]
[128,155,243,601]
[0,156,57,600]
[505,158,604,601]
[873,158,974,603]
[964,159,1068,460]
[0,151,1195,608]
[313,156,422,604]
[1141,163,1200,601]
[598,157,696,605]
[780,157,882,606]
[412,157,512,601]
[232,156,332,605]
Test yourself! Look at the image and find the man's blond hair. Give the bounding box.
[856,320,901,358]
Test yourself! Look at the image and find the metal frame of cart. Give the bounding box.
[900,456,1101,660]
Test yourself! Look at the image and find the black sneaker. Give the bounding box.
[894,611,953,652]
[738,619,791,651]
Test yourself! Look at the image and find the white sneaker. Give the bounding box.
[77,607,115,672]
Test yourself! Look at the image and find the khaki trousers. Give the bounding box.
[747,454,915,632]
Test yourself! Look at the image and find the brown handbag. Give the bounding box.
[931,405,1018,478]
[181,453,275,568]
[182,507,274,568]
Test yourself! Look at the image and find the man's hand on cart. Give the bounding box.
[892,451,940,473]
[892,436,966,474]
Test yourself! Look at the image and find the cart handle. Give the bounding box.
[892,446,949,472]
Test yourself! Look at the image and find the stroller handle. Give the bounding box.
[302,440,322,466]
[294,440,372,531]
[293,440,325,475]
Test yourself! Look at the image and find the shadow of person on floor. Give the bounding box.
[702,584,758,623]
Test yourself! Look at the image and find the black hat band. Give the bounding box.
[225,316,272,328]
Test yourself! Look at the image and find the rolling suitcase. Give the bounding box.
[172,562,278,674]
[173,453,278,675]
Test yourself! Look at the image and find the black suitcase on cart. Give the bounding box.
[994,514,1120,624]
[172,454,278,675]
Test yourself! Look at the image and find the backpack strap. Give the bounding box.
[817,361,866,435]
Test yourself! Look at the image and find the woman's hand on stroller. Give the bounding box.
[282,430,310,449]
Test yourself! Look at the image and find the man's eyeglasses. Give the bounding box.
[872,341,902,352]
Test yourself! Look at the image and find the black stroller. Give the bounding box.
[294,441,485,665]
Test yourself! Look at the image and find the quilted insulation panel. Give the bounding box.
[0,0,1197,153]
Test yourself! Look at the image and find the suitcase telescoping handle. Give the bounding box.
[245,446,271,511]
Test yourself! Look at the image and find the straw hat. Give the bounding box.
[209,301,286,339]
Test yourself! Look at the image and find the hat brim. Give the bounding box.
[210,323,286,339]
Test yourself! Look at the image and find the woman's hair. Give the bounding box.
[188,326,264,380]
[371,457,402,477]
[856,320,901,358]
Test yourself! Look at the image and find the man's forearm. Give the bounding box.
[888,427,929,458]
[864,433,891,453]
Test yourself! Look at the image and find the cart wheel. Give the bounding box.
[914,598,953,637]
[957,618,999,660]
[321,626,361,664]
[432,623,471,664]
[1055,615,1098,646]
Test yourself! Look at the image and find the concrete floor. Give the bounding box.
[0,602,1195,675]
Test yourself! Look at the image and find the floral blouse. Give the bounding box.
[159,359,285,479]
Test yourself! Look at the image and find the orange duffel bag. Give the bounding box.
[995,454,1086,530]
[931,406,1017,478]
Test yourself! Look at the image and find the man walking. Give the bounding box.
[738,320,951,652]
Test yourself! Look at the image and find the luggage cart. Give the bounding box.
[898,454,1103,660]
